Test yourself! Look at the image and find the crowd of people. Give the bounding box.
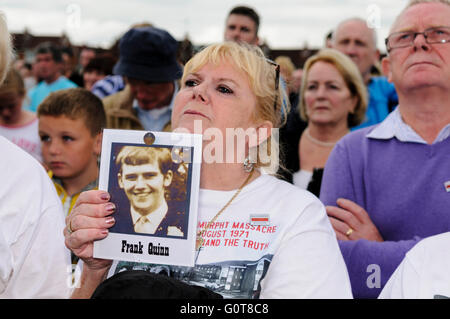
[0,0,449,299]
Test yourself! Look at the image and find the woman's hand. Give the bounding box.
[326,198,384,242]
[64,190,116,272]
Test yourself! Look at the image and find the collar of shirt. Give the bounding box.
[133,81,178,131]
[52,175,98,197]
[131,200,168,233]
[366,107,450,144]
[42,76,67,88]
[51,176,98,216]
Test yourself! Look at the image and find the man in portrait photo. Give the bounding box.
[111,145,187,238]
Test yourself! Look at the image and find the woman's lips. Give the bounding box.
[313,106,330,111]
[183,110,208,118]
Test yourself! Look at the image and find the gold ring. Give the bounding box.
[346,228,353,236]
[67,219,74,235]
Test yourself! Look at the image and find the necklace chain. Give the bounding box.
[196,169,254,251]
[304,127,338,148]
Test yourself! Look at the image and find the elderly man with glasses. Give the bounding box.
[320,0,450,299]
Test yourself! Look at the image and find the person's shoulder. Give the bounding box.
[92,75,125,99]
[57,76,78,88]
[337,126,376,147]
[0,136,41,168]
[257,175,330,233]
[413,232,450,253]
[369,76,396,91]
[28,81,44,94]
[0,137,59,210]
[103,85,133,111]
[258,174,319,204]
[168,200,186,214]
[99,75,125,87]
[401,232,450,275]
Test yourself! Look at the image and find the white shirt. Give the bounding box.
[367,107,450,144]
[109,174,352,298]
[131,201,168,234]
[292,169,313,190]
[379,232,450,299]
[0,137,72,298]
[0,118,42,163]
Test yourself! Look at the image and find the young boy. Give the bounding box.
[37,87,106,216]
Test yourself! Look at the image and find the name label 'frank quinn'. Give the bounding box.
[121,240,170,256]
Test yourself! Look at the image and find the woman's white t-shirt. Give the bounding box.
[109,174,352,299]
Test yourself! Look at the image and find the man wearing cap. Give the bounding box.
[102,26,182,132]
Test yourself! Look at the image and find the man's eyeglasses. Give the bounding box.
[385,26,450,52]
[266,59,280,111]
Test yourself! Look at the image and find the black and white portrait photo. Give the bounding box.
[94,129,202,267]
[109,144,190,238]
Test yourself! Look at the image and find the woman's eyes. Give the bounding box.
[184,79,233,94]
[184,79,197,87]
[217,85,233,94]
[306,83,340,90]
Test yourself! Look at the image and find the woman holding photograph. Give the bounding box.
[65,41,352,299]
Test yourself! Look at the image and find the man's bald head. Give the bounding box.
[332,17,380,83]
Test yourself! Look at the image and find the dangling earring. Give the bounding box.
[243,156,254,173]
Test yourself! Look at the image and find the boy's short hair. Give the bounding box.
[37,87,106,136]
[116,146,173,176]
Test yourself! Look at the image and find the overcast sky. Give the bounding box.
[2,0,410,52]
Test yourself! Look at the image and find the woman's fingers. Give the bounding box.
[67,213,115,234]
[65,228,108,255]
[72,190,111,211]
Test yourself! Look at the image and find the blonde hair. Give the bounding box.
[181,41,289,173]
[299,48,368,128]
[0,68,25,97]
[0,13,12,85]
[274,56,295,78]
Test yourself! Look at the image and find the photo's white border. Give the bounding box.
[93,129,202,267]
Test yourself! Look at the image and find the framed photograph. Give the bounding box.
[93,129,202,267]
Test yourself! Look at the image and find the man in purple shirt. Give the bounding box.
[320,0,450,298]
